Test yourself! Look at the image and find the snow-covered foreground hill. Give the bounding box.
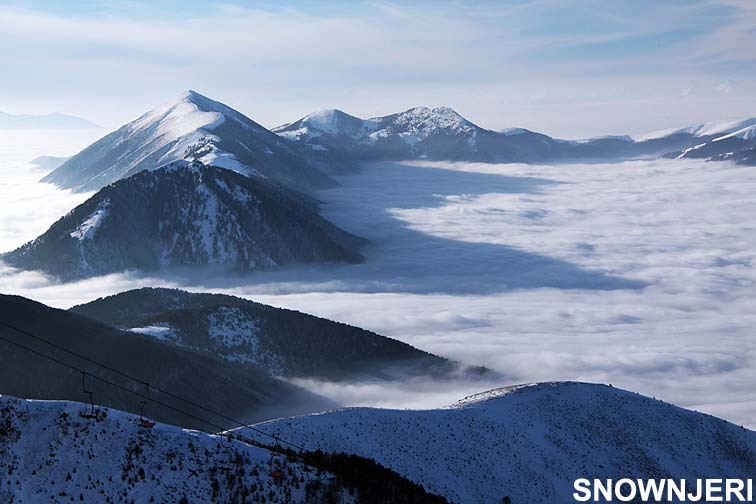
[0,396,349,503]
[245,382,756,503]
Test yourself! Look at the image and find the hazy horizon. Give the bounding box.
[1,0,755,138]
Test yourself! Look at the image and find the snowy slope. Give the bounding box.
[7,162,364,280]
[0,395,351,504]
[628,117,756,165]
[244,382,756,504]
[369,106,476,143]
[42,90,333,192]
[666,119,756,165]
[632,118,756,142]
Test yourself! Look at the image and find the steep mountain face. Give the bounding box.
[245,382,756,504]
[70,288,487,382]
[274,107,561,165]
[41,90,334,192]
[5,162,364,281]
[0,294,334,430]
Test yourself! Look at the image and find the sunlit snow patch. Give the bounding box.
[127,324,175,342]
[70,199,110,240]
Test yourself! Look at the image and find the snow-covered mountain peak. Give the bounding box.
[304,108,346,124]
[371,107,476,144]
[713,123,756,142]
[129,89,269,140]
[275,108,376,141]
[692,117,756,137]
[129,92,224,142]
[632,117,756,142]
[430,105,463,117]
[42,91,334,192]
[177,88,205,102]
[387,106,474,137]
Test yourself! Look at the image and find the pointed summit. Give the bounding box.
[178,88,203,100]
[42,91,333,192]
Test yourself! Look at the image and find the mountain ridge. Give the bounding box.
[0,293,334,430]
[69,287,488,382]
[41,90,334,192]
[244,381,756,503]
[275,106,756,165]
[6,162,365,281]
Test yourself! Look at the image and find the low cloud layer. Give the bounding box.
[2,133,755,427]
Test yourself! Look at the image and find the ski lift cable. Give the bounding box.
[0,320,306,452]
[0,330,235,433]
[0,328,300,454]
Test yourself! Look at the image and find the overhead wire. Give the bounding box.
[0,319,306,453]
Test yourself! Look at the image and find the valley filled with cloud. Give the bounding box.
[3,132,755,428]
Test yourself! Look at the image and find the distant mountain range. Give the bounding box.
[42,90,334,193]
[70,288,486,382]
[274,107,756,166]
[0,111,98,130]
[5,161,364,281]
[246,382,756,503]
[40,91,756,199]
[8,91,753,281]
[273,107,564,165]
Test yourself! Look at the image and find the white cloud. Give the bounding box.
[3,130,755,428]
[0,130,98,252]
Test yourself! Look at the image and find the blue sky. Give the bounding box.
[0,0,754,137]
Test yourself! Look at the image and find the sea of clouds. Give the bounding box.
[2,131,755,427]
